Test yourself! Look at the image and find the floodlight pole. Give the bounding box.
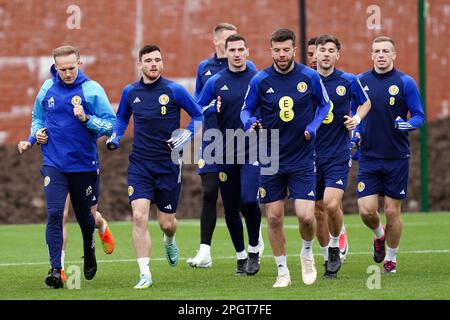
[418,0,429,212]
[299,0,307,64]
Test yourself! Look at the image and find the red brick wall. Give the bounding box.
[1,0,448,145]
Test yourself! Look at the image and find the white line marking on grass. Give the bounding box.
[1,249,450,267]
[176,221,450,229]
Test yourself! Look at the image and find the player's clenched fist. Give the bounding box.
[343,114,361,131]
[17,141,32,154]
[35,128,48,145]
[73,104,89,122]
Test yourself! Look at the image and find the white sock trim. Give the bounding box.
[236,250,248,260]
[100,222,107,234]
[274,255,289,276]
[385,246,398,262]
[329,234,340,248]
[374,224,385,239]
[61,250,65,270]
[301,239,314,257]
[248,245,259,254]
[137,257,150,276]
[164,234,175,245]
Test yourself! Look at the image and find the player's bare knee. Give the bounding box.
[359,209,376,221]
[384,207,401,221]
[132,210,148,226]
[325,201,340,216]
[358,201,376,218]
[159,218,176,234]
[300,215,315,228]
[266,214,283,228]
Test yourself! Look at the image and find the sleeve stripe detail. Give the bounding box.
[172,130,192,148]
[91,118,113,130]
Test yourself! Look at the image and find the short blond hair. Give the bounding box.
[213,23,237,35]
[372,36,396,49]
[52,45,80,60]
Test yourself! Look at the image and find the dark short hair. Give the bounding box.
[270,28,296,47]
[307,37,317,46]
[139,44,161,61]
[225,34,248,49]
[315,34,341,51]
[373,36,396,48]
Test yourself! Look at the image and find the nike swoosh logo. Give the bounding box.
[340,243,348,255]
[168,255,176,265]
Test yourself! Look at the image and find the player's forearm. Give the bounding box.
[169,112,203,150]
[202,99,218,118]
[111,118,129,138]
[354,99,371,121]
[30,107,45,139]
[306,100,331,136]
[106,118,128,150]
[406,112,426,130]
[28,135,37,145]
[185,113,204,136]
[240,108,257,131]
[85,115,115,136]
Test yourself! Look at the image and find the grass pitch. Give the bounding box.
[1,212,449,300]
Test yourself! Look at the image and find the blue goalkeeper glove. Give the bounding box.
[395,116,414,132]
[106,132,121,151]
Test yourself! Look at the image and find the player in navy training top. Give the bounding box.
[241,29,331,287]
[189,34,261,276]
[307,37,318,70]
[18,45,116,288]
[354,36,425,274]
[191,23,263,268]
[307,36,351,266]
[313,35,371,279]
[194,23,236,263]
[106,45,203,289]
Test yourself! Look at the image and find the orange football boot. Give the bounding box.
[98,225,115,254]
[60,269,67,282]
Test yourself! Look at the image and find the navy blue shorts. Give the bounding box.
[259,162,316,203]
[127,158,182,213]
[316,154,352,201]
[357,157,409,199]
